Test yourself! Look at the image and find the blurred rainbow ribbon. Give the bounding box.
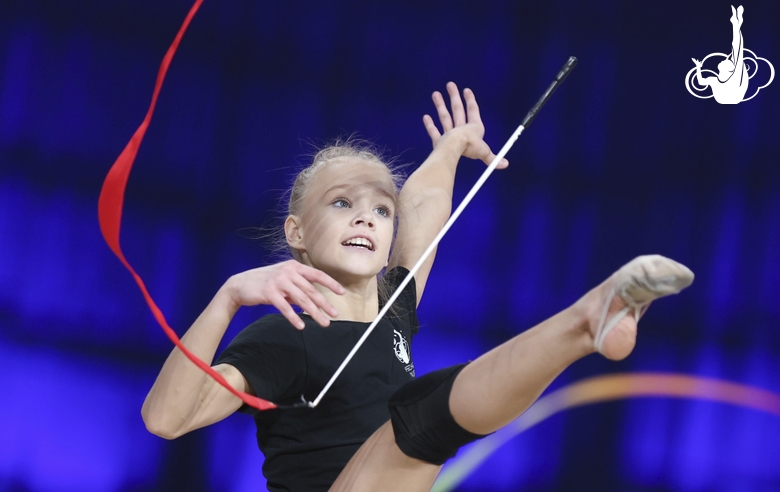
[433,372,780,491]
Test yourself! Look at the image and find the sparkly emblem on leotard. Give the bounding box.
[393,329,410,364]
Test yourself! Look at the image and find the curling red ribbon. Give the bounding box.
[98,0,276,411]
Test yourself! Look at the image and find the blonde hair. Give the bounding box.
[288,143,404,218]
[254,141,402,260]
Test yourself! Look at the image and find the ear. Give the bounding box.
[284,215,305,251]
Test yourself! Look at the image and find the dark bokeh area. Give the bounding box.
[1,0,779,491]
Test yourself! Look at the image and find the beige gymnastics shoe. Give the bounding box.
[594,255,695,356]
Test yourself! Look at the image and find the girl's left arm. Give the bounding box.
[388,82,507,306]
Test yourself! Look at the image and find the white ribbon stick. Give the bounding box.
[308,57,578,408]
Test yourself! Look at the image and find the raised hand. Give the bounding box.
[692,58,703,67]
[224,260,344,329]
[423,82,508,169]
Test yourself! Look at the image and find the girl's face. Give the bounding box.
[287,157,396,282]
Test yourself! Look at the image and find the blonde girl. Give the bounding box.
[141,83,693,491]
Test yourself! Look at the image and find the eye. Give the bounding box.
[332,198,350,208]
[375,205,392,218]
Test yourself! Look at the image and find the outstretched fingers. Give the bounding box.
[297,262,345,298]
[268,291,306,330]
[422,82,508,169]
[447,81,466,126]
[226,260,345,330]
[463,87,482,126]
[293,276,336,317]
[292,264,343,326]
[283,281,326,328]
[263,262,344,330]
[424,83,463,145]
[432,90,453,132]
[423,114,441,145]
[274,278,333,330]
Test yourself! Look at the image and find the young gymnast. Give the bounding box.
[141,82,694,491]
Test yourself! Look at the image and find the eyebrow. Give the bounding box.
[324,183,396,202]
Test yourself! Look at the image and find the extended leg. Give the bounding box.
[450,255,692,434]
[331,255,693,490]
[449,299,592,434]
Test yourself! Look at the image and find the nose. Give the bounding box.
[352,207,375,229]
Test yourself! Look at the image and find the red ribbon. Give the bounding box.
[98,0,276,412]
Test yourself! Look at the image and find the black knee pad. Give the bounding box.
[388,363,489,465]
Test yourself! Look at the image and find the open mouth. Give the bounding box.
[341,237,374,251]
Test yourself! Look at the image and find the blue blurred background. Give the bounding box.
[1,0,779,490]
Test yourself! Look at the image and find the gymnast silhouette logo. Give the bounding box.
[685,5,774,104]
[393,329,410,364]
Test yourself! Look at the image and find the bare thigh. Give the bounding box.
[329,421,442,492]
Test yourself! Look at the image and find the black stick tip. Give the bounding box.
[556,57,578,82]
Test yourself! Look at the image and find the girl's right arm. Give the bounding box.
[141,260,344,439]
